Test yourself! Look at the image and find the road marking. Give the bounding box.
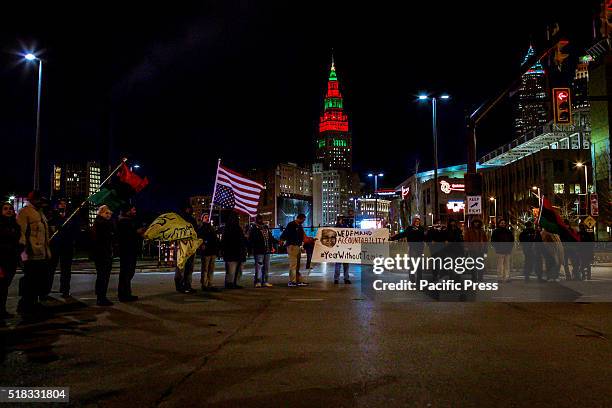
[288,298,325,302]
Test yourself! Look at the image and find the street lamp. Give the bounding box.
[417,93,450,223]
[428,212,433,226]
[130,164,141,171]
[489,197,497,223]
[368,172,384,228]
[531,186,541,208]
[23,52,43,191]
[575,162,589,215]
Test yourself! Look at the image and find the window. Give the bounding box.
[574,184,581,194]
[554,183,564,194]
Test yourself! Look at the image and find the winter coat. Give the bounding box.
[197,222,219,256]
[117,215,141,257]
[92,215,114,261]
[16,204,51,261]
[391,226,425,254]
[48,210,80,250]
[248,223,274,255]
[280,221,305,246]
[491,227,514,254]
[0,215,21,266]
[540,230,564,266]
[221,223,247,262]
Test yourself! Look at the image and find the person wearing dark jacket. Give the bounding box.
[47,199,79,297]
[519,221,543,281]
[117,206,143,301]
[280,214,307,287]
[198,214,219,291]
[0,202,21,318]
[491,218,514,283]
[221,212,248,289]
[248,215,275,287]
[390,217,425,282]
[92,206,114,306]
[333,216,353,285]
[175,205,198,293]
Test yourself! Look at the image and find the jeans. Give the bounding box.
[118,253,137,298]
[287,245,302,283]
[200,255,217,288]
[48,245,74,295]
[522,251,542,280]
[334,263,349,280]
[305,248,313,269]
[225,261,243,286]
[95,258,113,300]
[18,260,49,311]
[175,254,195,291]
[254,254,271,284]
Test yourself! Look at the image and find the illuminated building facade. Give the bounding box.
[513,45,549,137]
[51,161,101,226]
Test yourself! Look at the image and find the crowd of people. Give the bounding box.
[0,190,598,319]
[391,216,595,284]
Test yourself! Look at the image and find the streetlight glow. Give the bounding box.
[378,173,384,177]
[489,197,495,201]
[440,94,451,99]
[418,94,429,100]
[367,173,373,177]
[575,162,584,168]
[24,53,37,61]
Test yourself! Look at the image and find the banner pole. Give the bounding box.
[50,158,128,241]
[209,158,221,223]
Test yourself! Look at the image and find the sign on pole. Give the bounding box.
[467,195,482,215]
[583,216,596,229]
[590,193,599,216]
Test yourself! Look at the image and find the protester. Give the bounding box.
[425,219,446,282]
[47,199,79,297]
[174,204,197,293]
[390,217,425,282]
[221,212,247,289]
[578,223,594,281]
[491,218,514,283]
[92,205,115,306]
[562,219,581,281]
[463,218,488,281]
[280,213,307,287]
[248,215,275,287]
[117,205,143,301]
[16,191,52,315]
[333,215,352,285]
[303,235,316,271]
[519,221,543,282]
[540,228,563,282]
[0,202,21,318]
[198,213,220,291]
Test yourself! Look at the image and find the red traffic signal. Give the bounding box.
[552,88,572,124]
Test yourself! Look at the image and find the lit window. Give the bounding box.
[554,184,564,194]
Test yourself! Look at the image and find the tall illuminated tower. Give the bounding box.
[513,45,549,137]
[316,57,352,170]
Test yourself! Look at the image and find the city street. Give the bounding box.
[2,257,612,407]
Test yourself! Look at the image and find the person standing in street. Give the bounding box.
[175,203,197,294]
[561,219,581,281]
[280,213,307,287]
[0,202,21,318]
[47,199,79,298]
[198,213,220,291]
[463,218,488,282]
[519,221,543,282]
[221,211,247,289]
[578,223,594,281]
[16,191,52,315]
[491,218,514,283]
[540,228,563,282]
[333,215,352,285]
[92,205,114,306]
[117,205,143,301]
[248,214,275,288]
[303,235,316,271]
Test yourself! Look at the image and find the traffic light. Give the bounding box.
[552,88,572,124]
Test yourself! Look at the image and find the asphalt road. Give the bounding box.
[1,260,611,407]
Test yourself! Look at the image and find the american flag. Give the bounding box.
[213,164,264,217]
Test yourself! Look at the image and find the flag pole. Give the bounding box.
[209,158,221,223]
[50,158,128,241]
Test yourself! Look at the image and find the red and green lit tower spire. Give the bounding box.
[316,55,352,170]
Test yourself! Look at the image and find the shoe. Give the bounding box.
[119,295,139,302]
[263,283,273,288]
[297,282,309,286]
[182,288,196,294]
[288,282,298,287]
[40,295,55,302]
[61,292,71,298]
[334,280,339,285]
[201,286,209,292]
[208,286,220,292]
[255,282,262,288]
[344,279,352,284]
[96,298,114,306]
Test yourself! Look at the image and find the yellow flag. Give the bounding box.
[144,213,197,241]
[176,238,203,269]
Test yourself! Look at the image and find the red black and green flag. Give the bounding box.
[538,197,580,242]
[89,163,149,211]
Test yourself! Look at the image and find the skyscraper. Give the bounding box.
[315,56,352,171]
[513,45,549,137]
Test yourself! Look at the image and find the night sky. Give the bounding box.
[0,1,601,210]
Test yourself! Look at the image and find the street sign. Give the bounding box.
[583,216,596,229]
[590,193,599,216]
[467,195,482,215]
